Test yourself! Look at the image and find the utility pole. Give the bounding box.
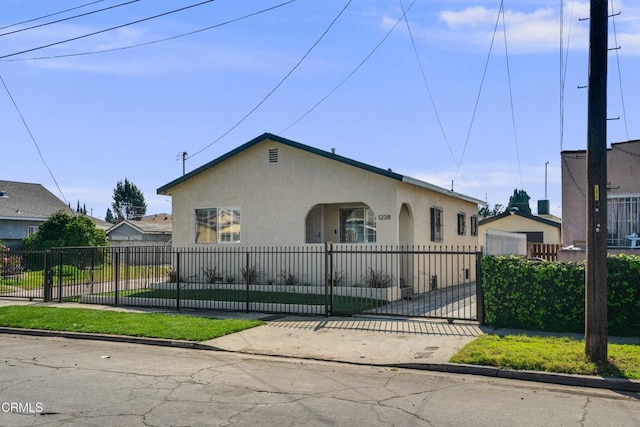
[585,0,608,364]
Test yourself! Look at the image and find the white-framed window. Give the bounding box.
[340,207,376,243]
[457,212,466,236]
[27,225,39,236]
[608,196,640,247]
[430,206,443,242]
[195,207,241,243]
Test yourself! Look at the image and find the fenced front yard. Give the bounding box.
[1,245,482,321]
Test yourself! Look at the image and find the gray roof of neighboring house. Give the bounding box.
[107,217,172,236]
[0,180,73,220]
[157,133,486,206]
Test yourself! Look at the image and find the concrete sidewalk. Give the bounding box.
[1,299,639,393]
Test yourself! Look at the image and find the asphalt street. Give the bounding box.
[1,335,638,426]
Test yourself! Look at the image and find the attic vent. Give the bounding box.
[0,190,7,198]
[268,148,279,163]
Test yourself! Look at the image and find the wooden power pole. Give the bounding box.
[585,0,608,364]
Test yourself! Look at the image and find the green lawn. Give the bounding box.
[451,334,640,379]
[0,306,263,341]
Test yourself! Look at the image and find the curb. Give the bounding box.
[0,327,222,351]
[2,327,639,393]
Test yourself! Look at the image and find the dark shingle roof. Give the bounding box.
[0,180,72,220]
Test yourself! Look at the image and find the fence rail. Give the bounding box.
[1,245,482,321]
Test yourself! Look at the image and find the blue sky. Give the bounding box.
[2,0,639,220]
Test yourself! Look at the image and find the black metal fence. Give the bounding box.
[0,245,482,321]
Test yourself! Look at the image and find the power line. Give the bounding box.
[187,0,351,160]
[0,0,217,60]
[0,0,140,38]
[0,0,105,31]
[610,0,629,141]
[499,1,523,189]
[399,0,459,170]
[280,0,418,134]
[0,74,67,204]
[455,2,503,180]
[2,1,297,63]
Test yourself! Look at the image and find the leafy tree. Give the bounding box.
[478,204,504,218]
[23,211,108,250]
[105,208,114,223]
[112,178,147,220]
[507,189,532,215]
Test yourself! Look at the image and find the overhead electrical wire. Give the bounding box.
[0,0,218,60]
[499,2,523,189]
[559,0,576,152]
[280,0,418,134]
[2,0,297,62]
[0,0,140,37]
[398,0,460,171]
[0,0,105,31]
[610,0,630,141]
[0,75,68,204]
[187,0,351,160]
[454,2,503,180]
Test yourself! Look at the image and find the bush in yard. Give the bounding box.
[23,212,108,251]
[482,255,640,336]
[1,243,23,276]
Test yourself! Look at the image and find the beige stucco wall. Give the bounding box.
[163,138,480,250]
[561,140,640,249]
[478,214,561,248]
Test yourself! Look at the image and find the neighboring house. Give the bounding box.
[106,214,172,246]
[478,208,562,247]
[157,133,484,248]
[561,139,640,253]
[478,204,562,258]
[0,180,73,250]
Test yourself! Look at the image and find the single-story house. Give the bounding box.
[158,133,484,248]
[478,205,562,257]
[561,139,640,257]
[0,180,74,250]
[157,133,485,290]
[106,214,172,246]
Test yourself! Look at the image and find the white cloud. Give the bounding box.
[378,1,640,55]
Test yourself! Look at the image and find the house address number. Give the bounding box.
[378,214,391,220]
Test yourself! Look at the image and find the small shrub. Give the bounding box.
[168,269,180,283]
[1,255,23,276]
[364,268,392,288]
[240,266,260,285]
[225,275,236,284]
[327,269,344,287]
[280,270,300,286]
[201,267,220,284]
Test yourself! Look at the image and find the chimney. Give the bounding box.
[537,200,550,215]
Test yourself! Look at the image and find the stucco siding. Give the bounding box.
[164,137,482,250]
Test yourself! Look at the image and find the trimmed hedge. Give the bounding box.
[482,254,640,336]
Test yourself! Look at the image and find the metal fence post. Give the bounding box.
[43,250,53,302]
[176,251,181,311]
[324,242,332,317]
[56,250,64,303]
[245,250,250,313]
[475,251,484,325]
[114,250,119,306]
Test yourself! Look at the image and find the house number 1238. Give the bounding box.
[378,214,391,220]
